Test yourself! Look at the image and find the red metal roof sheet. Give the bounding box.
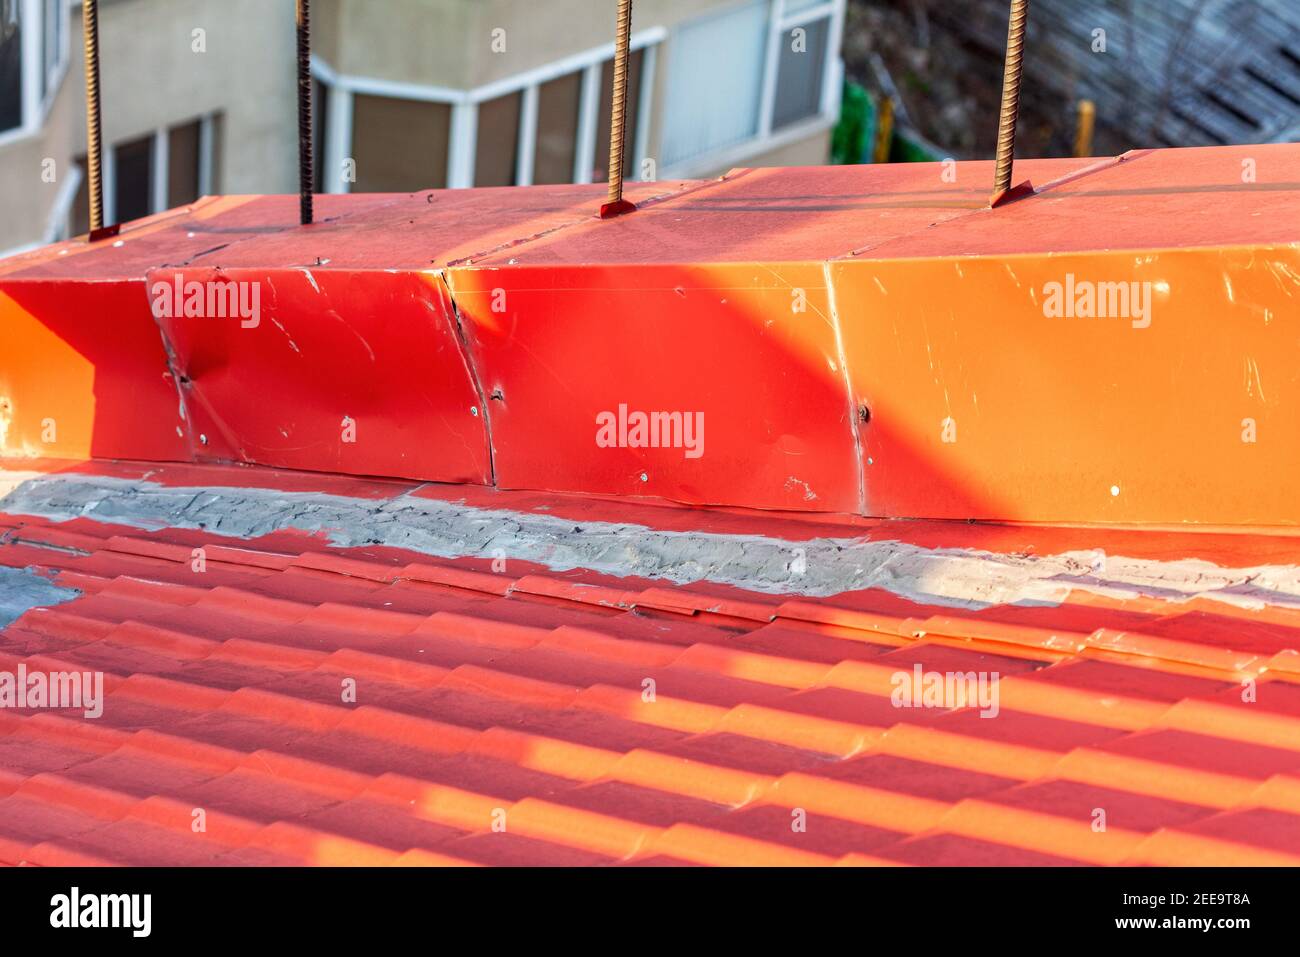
[5,146,1297,524]
[3,459,1299,866]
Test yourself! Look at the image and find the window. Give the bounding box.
[314,28,661,192]
[592,48,644,183]
[113,134,153,224]
[533,71,581,185]
[311,78,328,193]
[70,153,87,235]
[773,13,829,129]
[0,0,22,134]
[351,94,450,192]
[0,0,68,140]
[39,0,60,102]
[661,1,768,168]
[475,90,522,187]
[68,114,216,235]
[662,0,841,172]
[167,119,201,209]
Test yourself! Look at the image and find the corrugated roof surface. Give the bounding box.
[3,462,1300,866]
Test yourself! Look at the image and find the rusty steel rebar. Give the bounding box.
[1074,98,1096,158]
[873,96,895,165]
[297,0,314,225]
[82,0,107,237]
[600,0,636,219]
[991,0,1030,204]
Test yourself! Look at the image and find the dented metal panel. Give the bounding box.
[1,146,1298,524]
[147,266,492,484]
[446,262,862,512]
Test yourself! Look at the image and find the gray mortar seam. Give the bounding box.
[8,472,1300,614]
[0,565,83,628]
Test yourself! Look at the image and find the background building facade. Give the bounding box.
[0,0,846,255]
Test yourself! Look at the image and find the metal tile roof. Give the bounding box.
[3,460,1299,866]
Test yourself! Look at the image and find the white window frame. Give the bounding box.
[38,0,68,112]
[310,25,665,193]
[660,0,845,179]
[100,112,217,225]
[0,0,70,148]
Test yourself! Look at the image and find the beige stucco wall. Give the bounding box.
[729,126,833,171]
[0,0,837,252]
[318,0,742,89]
[0,0,297,253]
[87,0,297,195]
[316,0,837,183]
[0,66,80,253]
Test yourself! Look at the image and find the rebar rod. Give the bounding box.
[297,0,313,225]
[992,0,1030,202]
[82,0,105,235]
[600,0,637,219]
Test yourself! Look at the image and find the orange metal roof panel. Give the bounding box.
[4,146,1298,524]
[468,157,1101,265]
[869,144,1300,259]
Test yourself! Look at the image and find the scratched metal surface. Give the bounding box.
[1,146,1298,523]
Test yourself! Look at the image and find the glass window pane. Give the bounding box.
[533,70,581,185]
[474,91,521,188]
[312,79,327,193]
[42,0,57,98]
[0,0,23,133]
[167,119,201,207]
[70,153,88,236]
[592,47,644,184]
[352,94,450,192]
[209,112,224,192]
[114,134,154,224]
[772,16,829,130]
[661,1,767,168]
